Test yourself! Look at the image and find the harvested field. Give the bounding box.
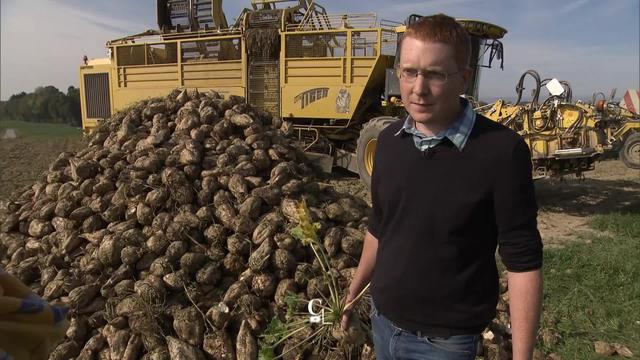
[536,160,640,246]
[325,159,640,247]
[1,111,638,359]
[0,135,85,200]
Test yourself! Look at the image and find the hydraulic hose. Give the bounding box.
[532,95,558,132]
[560,80,572,103]
[515,70,542,133]
[515,70,541,107]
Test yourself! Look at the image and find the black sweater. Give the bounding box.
[368,115,543,337]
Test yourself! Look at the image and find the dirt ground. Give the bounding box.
[1,134,638,246]
[326,160,640,247]
[0,136,86,200]
[535,161,640,245]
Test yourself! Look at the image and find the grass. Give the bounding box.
[0,119,82,138]
[539,212,640,358]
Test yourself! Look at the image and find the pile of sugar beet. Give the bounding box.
[0,89,517,360]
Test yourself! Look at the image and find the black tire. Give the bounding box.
[619,132,640,169]
[356,116,398,189]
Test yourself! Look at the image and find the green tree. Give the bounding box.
[66,86,81,126]
[0,86,81,126]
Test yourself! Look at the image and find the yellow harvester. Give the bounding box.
[577,89,640,169]
[478,70,607,179]
[79,0,507,186]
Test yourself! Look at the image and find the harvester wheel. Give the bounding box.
[356,116,398,189]
[619,132,640,169]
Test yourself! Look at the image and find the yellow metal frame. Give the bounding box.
[79,62,114,130]
[80,32,247,131]
[479,99,601,178]
[80,15,397,132]
[280,27,395,125]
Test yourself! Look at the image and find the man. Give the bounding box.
[342,14,543,360]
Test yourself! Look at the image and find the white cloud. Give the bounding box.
[0,0,140,99]
[51,1,141,34]
[559,0,590,14]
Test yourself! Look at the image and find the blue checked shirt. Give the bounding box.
[394,98,476,151]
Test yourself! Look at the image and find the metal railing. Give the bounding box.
[107,28,242,46]
[286,13,397,31]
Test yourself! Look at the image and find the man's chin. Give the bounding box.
[408,113,433,124]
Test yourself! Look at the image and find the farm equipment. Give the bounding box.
[477,70,603,179]
[576,89,640,169]
[79,0,506,187]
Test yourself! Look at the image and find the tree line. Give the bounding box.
[0,86,81,127]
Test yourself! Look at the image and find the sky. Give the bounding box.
[1,0,638,102]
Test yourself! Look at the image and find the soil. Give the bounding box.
[1,135,638,246]
[535,160,640,245]
[0,136,86,200]
[324,160,640,247]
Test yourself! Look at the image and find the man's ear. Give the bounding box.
[460,67,473,94]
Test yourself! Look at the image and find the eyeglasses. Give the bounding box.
[396,67,460,85]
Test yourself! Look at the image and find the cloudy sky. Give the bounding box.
[1,0,638,101]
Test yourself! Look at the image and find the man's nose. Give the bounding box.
[412,75,430,96]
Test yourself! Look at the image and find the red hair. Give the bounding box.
[400,14,471,69]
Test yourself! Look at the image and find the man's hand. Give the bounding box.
[341,231,379,330]
[340,291,356,330]
[508,269,543,360]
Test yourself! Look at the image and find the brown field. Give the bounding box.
[0,136,85,200]
[325,157,640,246]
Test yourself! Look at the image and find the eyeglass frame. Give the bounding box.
[395,67,461,85]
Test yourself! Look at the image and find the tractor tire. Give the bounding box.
[356,116,398,189]
[619,132,640,170]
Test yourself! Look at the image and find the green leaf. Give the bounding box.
[258,346,276,360]
[290,226,305,241]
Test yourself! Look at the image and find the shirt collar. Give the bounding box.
[394,97,476,151]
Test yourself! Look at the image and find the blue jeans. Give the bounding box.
[370,302,480,360]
